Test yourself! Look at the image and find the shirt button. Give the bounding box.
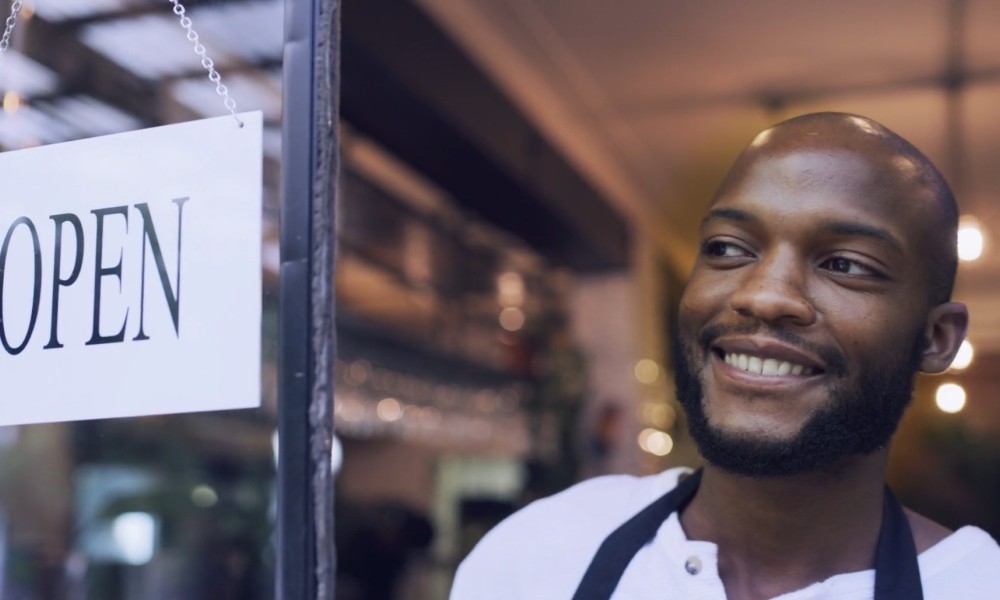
[685,556,702,575]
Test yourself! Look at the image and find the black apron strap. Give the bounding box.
[874,487,924,600]
[571,469,702,600]
[571,471,923,600]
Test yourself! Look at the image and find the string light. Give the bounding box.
[333,358,530,451]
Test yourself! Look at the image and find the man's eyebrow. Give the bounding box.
[820,220,904,255]
[701,207,758,226]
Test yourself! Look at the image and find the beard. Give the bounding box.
[672,322,926,477]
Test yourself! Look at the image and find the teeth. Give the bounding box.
[762,358,778,376]
[723,353,814,376]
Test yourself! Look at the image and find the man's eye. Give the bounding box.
[702,241,748,258]
[821,257,875,276]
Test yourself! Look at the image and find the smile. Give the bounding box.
[722,353,818,377]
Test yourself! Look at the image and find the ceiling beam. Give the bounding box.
[341,0,629,272]
[25,16,161,125]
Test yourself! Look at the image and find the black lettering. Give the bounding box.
[43,214,84,349]
[133,197,188,340]
[86,206,129,346]
[0,217,42,355]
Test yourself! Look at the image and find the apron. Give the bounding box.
[571,469,923,600]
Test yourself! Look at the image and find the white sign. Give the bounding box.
[0,112,263,425]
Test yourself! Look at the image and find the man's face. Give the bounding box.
[675,144,937,476]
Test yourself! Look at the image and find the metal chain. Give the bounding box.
[0,0,23,67]
[169,0,243,127]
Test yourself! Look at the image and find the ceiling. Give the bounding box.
[417,0,1000,353]
[0,0,282,140]
[0,0,284,278]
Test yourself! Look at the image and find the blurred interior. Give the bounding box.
[0,1,998,599]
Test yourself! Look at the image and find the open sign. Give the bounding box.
[0,113,262,425]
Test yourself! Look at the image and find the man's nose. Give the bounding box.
[729,253,816,326]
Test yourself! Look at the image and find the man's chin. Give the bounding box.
[691,427,830,478]
[703,447,869,478]
[687,400,874,476]
[703,412,810,446]
[690,406,897,477]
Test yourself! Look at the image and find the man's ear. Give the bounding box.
[920,302,969,374]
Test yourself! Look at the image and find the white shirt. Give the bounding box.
[451,467,1000,599]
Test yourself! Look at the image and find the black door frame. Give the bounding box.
[278,0,339,598]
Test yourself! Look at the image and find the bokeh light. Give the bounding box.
[949,340,974,371]
[634,359,660,384]
[638,428,674,456]
[935,383,966,414]
[958,219,984,262]
[376,397,403,422]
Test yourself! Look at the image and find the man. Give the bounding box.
[450,113,1000,599]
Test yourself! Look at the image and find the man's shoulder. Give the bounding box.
[922,525,1000,597]
[449,466,692,599]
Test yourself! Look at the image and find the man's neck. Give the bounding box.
[679,451,889,600]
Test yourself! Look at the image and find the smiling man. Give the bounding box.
[450,113,1000,599]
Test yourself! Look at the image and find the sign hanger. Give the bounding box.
[169,0,244,128]
[0,0,22,70]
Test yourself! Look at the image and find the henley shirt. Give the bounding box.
[451,467,1000,599]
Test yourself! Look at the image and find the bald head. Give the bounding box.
[714,112,958,305]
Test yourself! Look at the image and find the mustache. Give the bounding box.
[697,322,848,376]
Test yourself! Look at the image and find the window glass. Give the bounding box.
[0,2,282,598]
